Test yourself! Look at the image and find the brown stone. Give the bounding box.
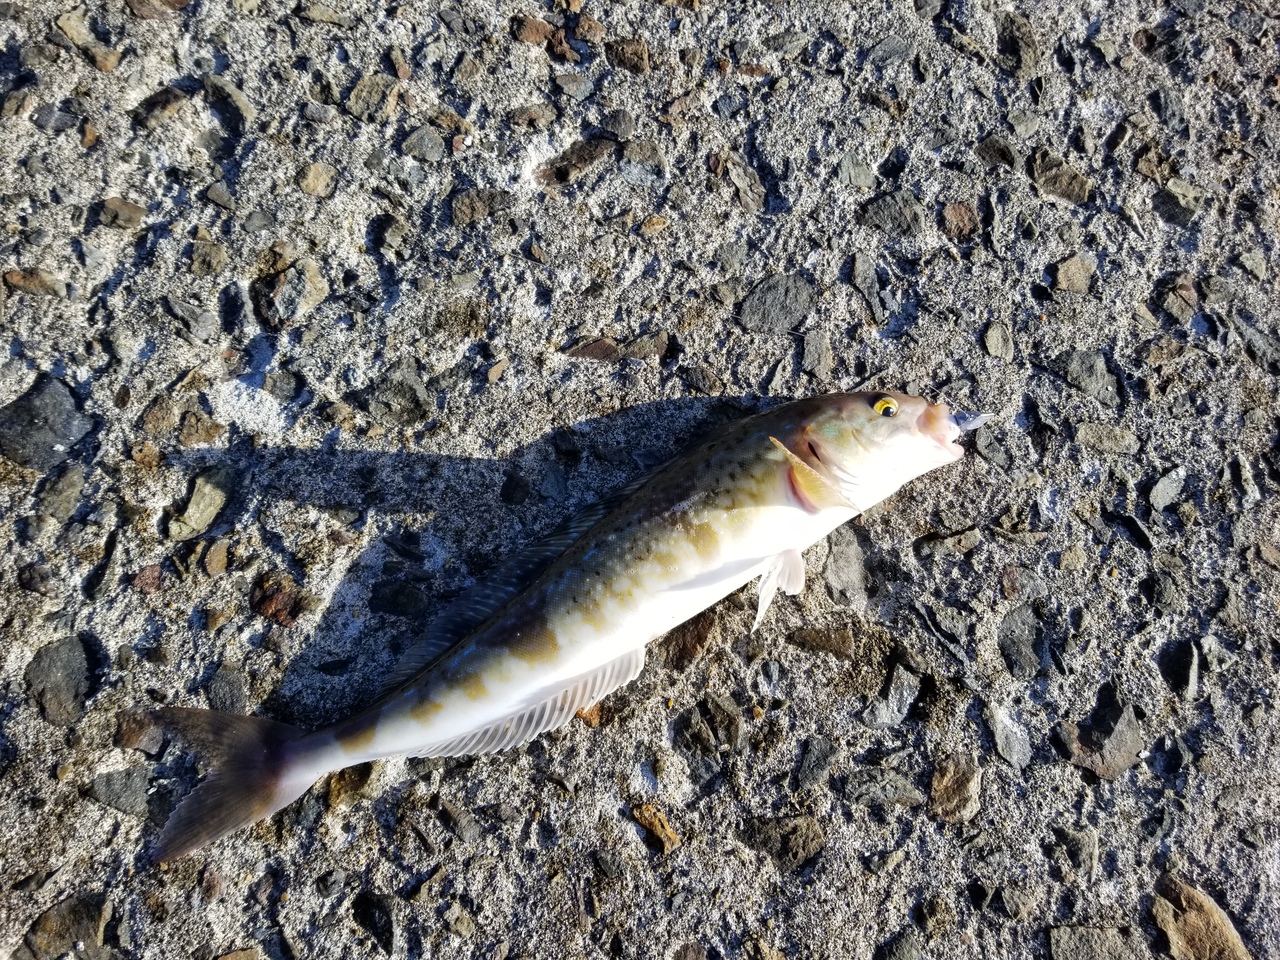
[203,539,230,577]
[191,240,229,276]
[178,410,225,447]
[1054,254,1095,293]
[1153,875,1252,960]
[251,571,308,627]
[535,137,613,185]
[512,14,554,44]
[56,10,122,72]
[345,73,400,124]
[1030,148,1092,205]
[574,702,602,727]
[941,201,980,240]
[452,188,515,227]
[4,269,67,298]
[787,624,854,657]
[132,564,164,595]
[632,802,681,854]
[743,815,825,871]
[101,197,146,228]
[125,0,190,17]
[563,336,621,361]
[574,13,605,45]
[510,102,557,129]
[929,751,982,823]
[298,161,338,198]
[607,37,650,74]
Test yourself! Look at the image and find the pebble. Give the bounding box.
[618,140,668,188]
[941,201,980,241]
[1007,108,1040,138]
[169,466,235,541]
[0,375,93,472]
[351,891,397,955]
[868,35,912,66]
[131,85,187,130]
[802,329,833,379]
[794,735,837,791]
[207,663,248,713]
[997,604,1042,679]
[22,894,110,960]
[1153,176,1206,227]
[24,635,92,724]
[255,259,328,327]
[983,321,1014,360]
[345,72,399,124]
[1056,700,1144,780]
[401,125,445,162]
[298,161,338,198]
[1149,466,1185,512]
[553,73,594,103]
[166,297,219,341]
[1048,927,1142,960]
[206,180,236,211]
[929,751,982,824]
[536,138,613,185]
[844,767,925,808]
[994,11,1039,78]
[32,102,79,133]
[302,101,337,124]
[5,268,68,298]
[1075,422,1139,456]
[863,664,920,729]
[835,150,876,189]
[606,37,650,74]
[880,930,925,960]
[56,10,121,72]
[1058,349,1120,406]
[632,802,681,854]
[191,238,228,276]
[738,273,815,334]
[37,464,84,522]
[88,767,150,818]
[859,188,926,237]
[1053,254,1095,294]
[984,703,1032,771]
[1030,149,1092,205]
[1152,874,1251,960]
[203,73,257,132]
[787,624,854,658]
[974,135,1018,169]
[743,815,825,871]
[851,251,885,323]
[822,523,865,605]
[601,108,635,140]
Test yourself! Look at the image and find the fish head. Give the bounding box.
[802,392,990,507]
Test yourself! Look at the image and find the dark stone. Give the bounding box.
[23,893,109,960]
[1055,685,1145,780]
[743,815,825,871]
[351,891,396,954]
[606,37,650,74]
[851,251,884,323]
[618,140,668,188]
[87,767,150,818]
[131,85,187,130]
[997,604,1042,679]
[368,580,430,618]
[994,11,1040,78]
[401,125,444,162]
[25,635,92,724]
[535,138,613,185]
[859,188,926,237]
[738,273,816,333]
[601,108,635,140]
[974,135,1019,169]
[867,35,912,66]
[206,663,248,713]
[877,930,925,960]
[1030,149,1091,205]
[0,376,94,472]
[32,102,78,132]
[1057,349,1121,407]
[452,187,514,227]
[844,767,925,808]
[795,735,837,791]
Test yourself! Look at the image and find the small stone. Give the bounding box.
[868,35,912,66]
[1152,874,1251,960]
[22,894,110,960]
[452,187,514,226]
[1058,349,1120,406]
[1048,927,1142,960]
[368,581,429,618]
[984,703,1032,771]
[203,73,257,132]
[974,135,1018,169]
[437,796,483,844]
[606,37,650,74]
[638,215,668,237]
[512,13,553,44]
[1054,254,1095,294]
[345,72,400,124]
[564,337,621,362]
[739,273,816,334]
[255,259,329,327]
[844,767,925,808]
[863,665,920,729]
[206,180,236,211]
[601,108,635,140]
[1075,422,1140,456]
[538,138,615,187]
[744,815,825,871]
[1030,149,1092,205]
[297,1,353,26]
[25,635,92,724]
[619,140,668,188]
[632,802,681,854]
[132,563,163,595]
[1238,251,1267,282]
[401,125,445,162]
[351,891,397,955]
[1057,701,1144,780]
[983,322,1014,361]
[851,251,884,323]
[4,269,67,298]
[169,466,236,541]
[179,410,224,446]
[32,103,79,133]
[941,202,980,241]
[994,11,1039,78]
[510,102,557,129]
[553,73,594,103]
[251,571,309,627]
[0,375,93,472]
[166,297,219,341]
[795,736,837,791]
[56,10,121,72]
[859,188,927,237]
[574,13,604,45]
[298,161,338,198]
[302,102,337,124]
[835,150,876,189]
[88,767,150,818]
[131,85,187,129]
[929,751,982,824]
[443,901,476,937]
[787,624,854,658]
[206,663,247,712]
[1153,177,1206,227]
[191,239,229,276]
[37,465,85,522]
[1007,109,1040,138]
[802,329,833,379]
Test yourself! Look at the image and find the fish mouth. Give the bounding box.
[919,403,993,460]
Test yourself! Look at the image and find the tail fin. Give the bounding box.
[146,707,311,863]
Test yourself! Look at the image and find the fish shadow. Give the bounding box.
[163,394,765,730]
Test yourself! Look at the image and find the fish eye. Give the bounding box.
[872,395,899,418]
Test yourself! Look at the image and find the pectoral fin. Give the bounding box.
[769,436,854,511]
[753,549,806,630]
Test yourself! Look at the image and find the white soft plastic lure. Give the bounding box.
[141,391,988,860]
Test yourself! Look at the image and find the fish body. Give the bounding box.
[147,391,985,860]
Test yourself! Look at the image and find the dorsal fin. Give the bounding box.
[379,471,653,695]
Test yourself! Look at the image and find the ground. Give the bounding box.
[0,0,1278,958]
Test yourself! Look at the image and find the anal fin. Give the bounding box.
[753,549,806,630]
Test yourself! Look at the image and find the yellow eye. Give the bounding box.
[873,396,898,418]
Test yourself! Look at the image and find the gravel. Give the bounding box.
[1,0,1277,957]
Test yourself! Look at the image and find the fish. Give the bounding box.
[139,391,989,861]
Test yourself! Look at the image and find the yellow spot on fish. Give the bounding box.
[409,696,444,722]
[339,719,378,752]
[461,672,488,700]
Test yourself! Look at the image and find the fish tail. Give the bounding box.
[145,707,317,862]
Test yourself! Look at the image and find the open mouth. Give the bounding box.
[920,403,992,459]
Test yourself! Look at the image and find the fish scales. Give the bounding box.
[139,391,988,860]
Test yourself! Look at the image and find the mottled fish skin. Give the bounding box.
[145,391,980,860]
